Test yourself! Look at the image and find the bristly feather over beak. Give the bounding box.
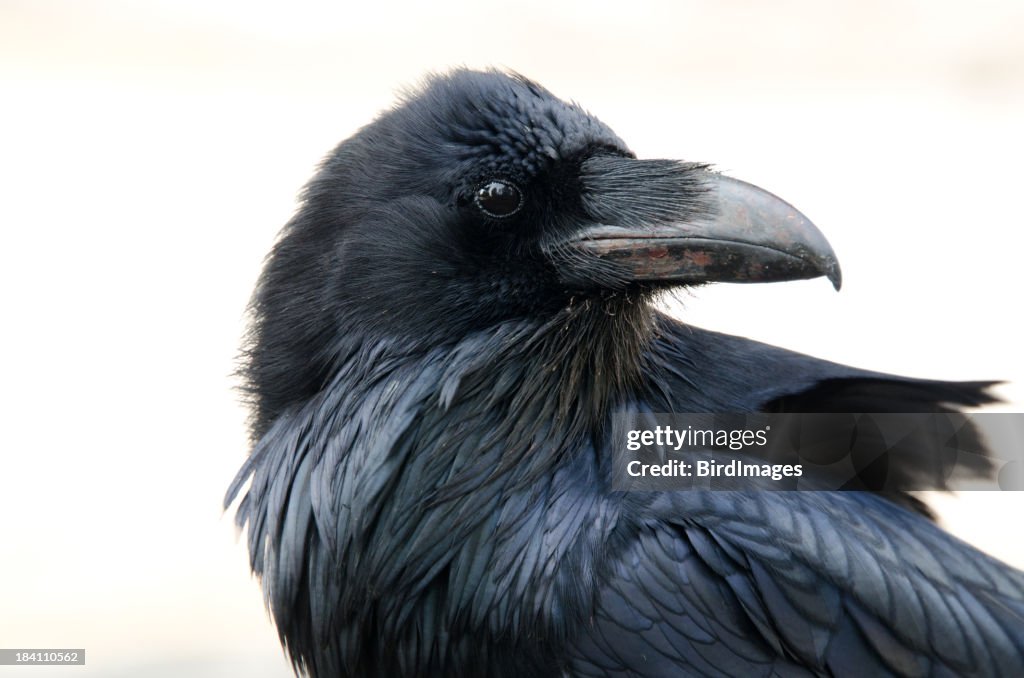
[558,156,842,290]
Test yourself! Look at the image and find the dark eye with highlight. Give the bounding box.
[475,180,523,218]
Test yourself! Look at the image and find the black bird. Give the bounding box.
[227,70,1024,677]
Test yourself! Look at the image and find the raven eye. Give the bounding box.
[475,180,523,218]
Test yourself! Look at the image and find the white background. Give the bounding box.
[1,1,1022,676]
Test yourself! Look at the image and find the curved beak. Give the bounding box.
[562,158,842,290]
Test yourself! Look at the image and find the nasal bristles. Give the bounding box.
[580,156,714,227]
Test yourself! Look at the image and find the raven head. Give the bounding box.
[247,69,841,435]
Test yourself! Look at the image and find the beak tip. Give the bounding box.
[827,263,843,291]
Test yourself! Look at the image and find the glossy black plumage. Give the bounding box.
[228,69,1024,677]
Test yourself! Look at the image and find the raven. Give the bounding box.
[227,70,1024,677]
